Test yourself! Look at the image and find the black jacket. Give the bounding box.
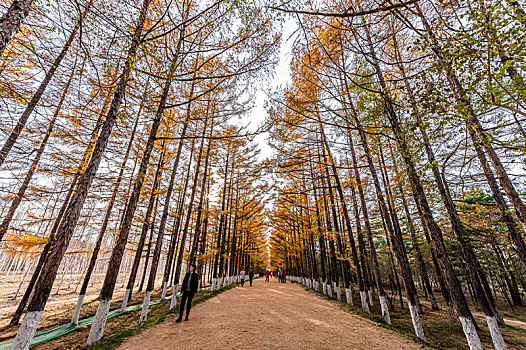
[181,272,199,294]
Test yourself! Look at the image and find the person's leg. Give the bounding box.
[185,293,194,320]
[177,292,188,321]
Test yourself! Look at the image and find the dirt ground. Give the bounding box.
[118,278,425,350]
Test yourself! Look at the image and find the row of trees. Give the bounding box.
[268,0,525,349]
[0,0,274,348]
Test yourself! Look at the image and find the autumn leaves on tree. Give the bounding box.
[268,1,526,349]
[0,0,526,350]
[0,0,274,348]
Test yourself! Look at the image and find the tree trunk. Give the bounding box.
[189,117,215,266]
[319,127,366,309]
[170,115,209,309]
[0,0,35,57]
[211,144,231,291]
[72,89,143,324]
[413,6,508,347]
[8,239,51,327]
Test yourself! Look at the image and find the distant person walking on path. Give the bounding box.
[249,269,254,286]
[265,269,270,282]
[240,268,246,286]
[282,269,286,283]
[176,264,198,322]
[278,269,282,283]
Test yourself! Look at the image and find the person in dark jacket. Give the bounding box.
[248,269,254,286]
[176,264,199,322]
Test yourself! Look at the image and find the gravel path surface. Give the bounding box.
[118,278,424,349]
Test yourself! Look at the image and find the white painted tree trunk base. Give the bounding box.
[161,282,168,300]
[139,291,151,325]
[368,290,373,306]
[379,295,391,325]
[322,282,327,295]
[459,316,483,350]
[169,284,179,310]
[360,291,370,314]
[71,294,85,325]
[327,284,332,298]
[11,310,43,350]
[87,299,111,346]
[345,287,353,305]
[408,301,425,341]
[336,285,341,301]
[121,289,131,312]
[211,278,216,291]
[486,316,507,350]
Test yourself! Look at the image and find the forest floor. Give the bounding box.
[333,286,526,350]
[117,278,425,350]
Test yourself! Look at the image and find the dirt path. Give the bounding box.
[118,278,424,349]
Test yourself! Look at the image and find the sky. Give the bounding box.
[250,18,298,161]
